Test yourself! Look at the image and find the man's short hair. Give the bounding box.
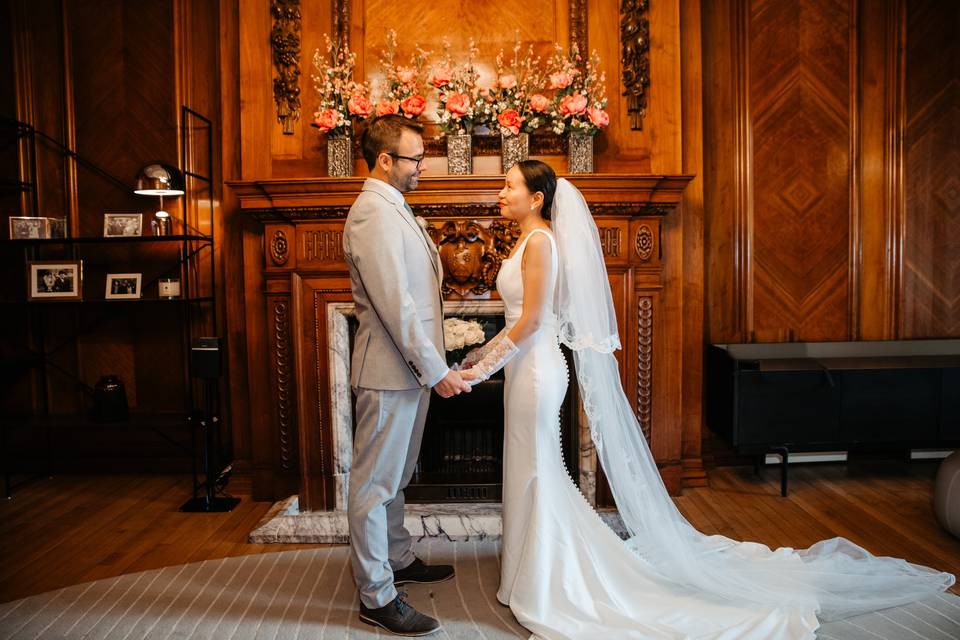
[361,115,424,170]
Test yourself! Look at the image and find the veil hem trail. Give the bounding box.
[550,177,954,620]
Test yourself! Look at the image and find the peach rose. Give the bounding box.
[549,71,574,89]
[312,108,339,133]
[445,92,471,117]
[347,95,372,118]
[375,100,399,117]
[587,107,610,128]
[431,67,453,88]
[497,109,524,136]
[528,94,550,112]
[396,67,417,85]
[498,74,517,90]
[400,94,427,117]
[559,93,588,116]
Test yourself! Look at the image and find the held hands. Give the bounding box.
[433,369,472,398]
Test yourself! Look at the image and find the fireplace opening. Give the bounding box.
[407,311,580,503]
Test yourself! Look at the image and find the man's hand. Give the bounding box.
[433,369,472,398]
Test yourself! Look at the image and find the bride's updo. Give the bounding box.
[516,160,557,220]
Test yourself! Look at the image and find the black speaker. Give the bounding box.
[191,337,222,379]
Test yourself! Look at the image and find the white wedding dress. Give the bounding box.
[494,220,953,639]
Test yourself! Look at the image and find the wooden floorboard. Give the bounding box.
[2,460,959,604]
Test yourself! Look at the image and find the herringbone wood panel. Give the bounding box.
[749,0,852,341]
[903,0,960,338]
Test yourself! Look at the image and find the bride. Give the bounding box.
[458,160,954,639]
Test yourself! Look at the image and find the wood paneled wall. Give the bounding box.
[703,0,960,346]
[2,1,224,467]
[234,0,691,178]
[902,0,960,338]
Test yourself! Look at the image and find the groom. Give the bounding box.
[343,114,471,636]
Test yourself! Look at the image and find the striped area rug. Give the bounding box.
[1,539,958,639]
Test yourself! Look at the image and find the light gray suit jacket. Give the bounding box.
[343,178,448,390]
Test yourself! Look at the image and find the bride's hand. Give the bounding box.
[459,368,478,382]
[461,347,483,369]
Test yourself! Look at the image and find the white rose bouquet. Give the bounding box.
[442,317,487,366]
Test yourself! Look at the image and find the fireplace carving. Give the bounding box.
[231,174,692,509]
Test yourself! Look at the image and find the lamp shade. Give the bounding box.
[134,163,185,196]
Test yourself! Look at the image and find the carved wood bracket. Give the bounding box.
[271,0,302,135]
[621,0,651,130]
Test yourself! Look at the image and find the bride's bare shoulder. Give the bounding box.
[521,231,553,265]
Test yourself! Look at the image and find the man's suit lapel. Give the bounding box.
[361,180,441,282]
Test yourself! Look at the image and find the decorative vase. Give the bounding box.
[567,133,595,173]
[446,132,472,175]
[501,132,529,173]
[327,135,353,177]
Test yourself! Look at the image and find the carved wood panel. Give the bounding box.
[748,0,853,342]
[902,0,960,338]
[268,296,297,473]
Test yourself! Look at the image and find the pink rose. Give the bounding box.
[347,95,372,118]
[396,67,416,85]
[375,100,399,117]
[497,109,524,136]
[559,93,588,116]
[445,92,471,117]
[400,94,427,117]
[498,74,517,90]
[587,107,610,128]
[528,94,550,112]
[312,108,339,133]
[431,67,452,88]
[549,71,573,89]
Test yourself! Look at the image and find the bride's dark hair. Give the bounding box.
[516,160,557,220]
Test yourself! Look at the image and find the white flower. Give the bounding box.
[443,318,485,351]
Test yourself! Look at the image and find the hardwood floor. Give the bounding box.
[2,459,958,604]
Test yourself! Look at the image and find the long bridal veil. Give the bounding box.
[550,178,954,620]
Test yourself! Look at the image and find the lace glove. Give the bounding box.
[461,336,519,385]
[458,328,508,369]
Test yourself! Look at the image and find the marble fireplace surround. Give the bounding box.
[249,299,606,544]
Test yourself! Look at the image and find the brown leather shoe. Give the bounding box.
[393,557,455,585]
[359,592,441,637]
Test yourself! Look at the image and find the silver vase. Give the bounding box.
[446,132,472,175]
[501,132,529,173]
[327,135,353,177]
[567,133,595,174]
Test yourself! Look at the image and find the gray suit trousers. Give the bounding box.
[348,386,430,608]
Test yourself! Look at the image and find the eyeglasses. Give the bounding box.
[387,152,425,168]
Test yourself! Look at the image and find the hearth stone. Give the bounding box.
[248,496,629,544]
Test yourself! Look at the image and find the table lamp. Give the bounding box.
[134,163,184,235]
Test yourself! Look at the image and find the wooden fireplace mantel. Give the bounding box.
[229,173,695,508]
[229,174,693,219]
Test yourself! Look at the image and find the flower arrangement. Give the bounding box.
[431,39,493,135]
[488,35,547,136]
[546,43,609,136]
[311,35,371,137]
[374,29,431,119]
[443,317,487,367]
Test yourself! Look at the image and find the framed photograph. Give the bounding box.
[28,261,83,300]
[103,213,143,237]
[10,217,49,240]
[46,217,67,238]
[105,273,142,299]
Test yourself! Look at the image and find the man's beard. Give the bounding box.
[399,173,419,192]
